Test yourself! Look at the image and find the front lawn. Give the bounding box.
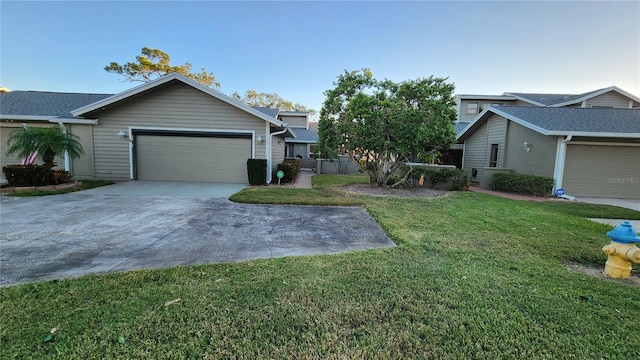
[1,175,639,358]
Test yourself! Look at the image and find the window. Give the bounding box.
[466,102,479,115]
[489,144,499,167]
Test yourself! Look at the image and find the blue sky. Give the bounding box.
[1,1,638,112]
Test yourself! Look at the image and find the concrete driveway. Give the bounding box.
[0,191,394,287]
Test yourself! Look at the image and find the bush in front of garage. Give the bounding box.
[2,164,57,187]
[247,159,267,185]
[275,159,300,183]
[492,172,554,197]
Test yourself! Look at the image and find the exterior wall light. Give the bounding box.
[117,130,127,138]
[523,141,531,152]
[256,136,264,143]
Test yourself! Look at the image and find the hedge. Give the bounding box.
[492,172,554,197]
[246,159,267,185]
[2,165,57,187]
[401,166,470,191]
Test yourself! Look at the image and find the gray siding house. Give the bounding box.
[457,106,640,199]
[1,73,295,184]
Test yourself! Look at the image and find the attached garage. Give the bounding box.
[563,144,640,199]
[134,130,252,183]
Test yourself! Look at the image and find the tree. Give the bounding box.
[231,90,316,115]
[105,47,219,89]
[6,124,83,168]
[319,69,457,187]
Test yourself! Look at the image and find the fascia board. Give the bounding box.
[71,73,286,128]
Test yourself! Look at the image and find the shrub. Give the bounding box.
[276,163,297,183]
[492,172,554,197]
[246,159,267,185]
[282,158,301,175]
[2,165,55,187]
[400,166,469,191]
[53,170,71,184]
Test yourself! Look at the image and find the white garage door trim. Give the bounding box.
[563,142,640,199]
[127,126,256,180]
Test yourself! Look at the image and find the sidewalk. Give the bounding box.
[294,170,314,189]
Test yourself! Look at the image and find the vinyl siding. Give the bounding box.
[585,91,637,108]
[462,114,507,181]
[0,122,65,170]
[457,99,524,122]
[279,115,307,128]
[90,82,268,180]
[271,135,285,170]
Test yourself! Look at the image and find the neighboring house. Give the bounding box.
[1,73,295,184]
[279,110,318,160]
[457,106,640,199]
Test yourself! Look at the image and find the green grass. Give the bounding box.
[4,180,114,197]
[2,175,639,359]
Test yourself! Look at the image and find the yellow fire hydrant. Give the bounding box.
[602,221,640,279]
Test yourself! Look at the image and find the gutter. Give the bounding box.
[266,123,289,184]
[553,134,573,192]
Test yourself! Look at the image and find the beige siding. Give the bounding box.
[457,99,522,122]
[271,135,286,170]
[462,114,507,182]
[68,124,94,177]
[585,91,636,108]
[90,82,268,180]
[563,144,640,199]
[0,123,64,170]
[279,115,307,128]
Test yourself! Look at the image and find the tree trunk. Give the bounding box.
[43,149,56,168]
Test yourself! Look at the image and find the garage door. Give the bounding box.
[135,133,251,183]
[563,144,640,199]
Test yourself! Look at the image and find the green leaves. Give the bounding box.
[6,124,84,167]
[319,69,457,186]
[105,47,219,89]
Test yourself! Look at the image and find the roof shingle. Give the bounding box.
[0,91,113,118]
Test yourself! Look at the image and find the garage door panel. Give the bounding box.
[136,135,250,183]
[564,145,640,199]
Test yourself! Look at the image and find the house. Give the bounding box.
[1,73,296,184]
[280,111,318,160]
[457,106,640,199]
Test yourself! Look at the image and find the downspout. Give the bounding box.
[58,122,70,171]
[553,135,573,192]
[266,123,289,184]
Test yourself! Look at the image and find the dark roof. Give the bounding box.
[253,107,279,118]
[455,122,470,135]
[0,91,113,118]
[493,106,640,133]
[505,88,607,106]
[285,127,318,143]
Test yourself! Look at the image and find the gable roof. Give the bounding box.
[71,73,294,135]
[253,107,280,118]
[285,127,318,143]
[457,106,640,141]
[0,91,111,121]
[504,86,640,107]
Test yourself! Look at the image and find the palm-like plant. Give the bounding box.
[6,124,84,167]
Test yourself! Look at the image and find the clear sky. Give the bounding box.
[1,0,638,112]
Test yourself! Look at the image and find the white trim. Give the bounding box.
[456,94,516,101]
[0,115,98,124]
[502,93,547,107]
[127,125,255,180]
[549,86,640,108]
[265,122,271,183]
[553,135,572,192]
[49,118,98,125]
[457,106,640,141]
[630,100,634,109]
[64,151,70,172]
[70,73,291,132]
[267,125,289,184]
[565,141,640,147]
